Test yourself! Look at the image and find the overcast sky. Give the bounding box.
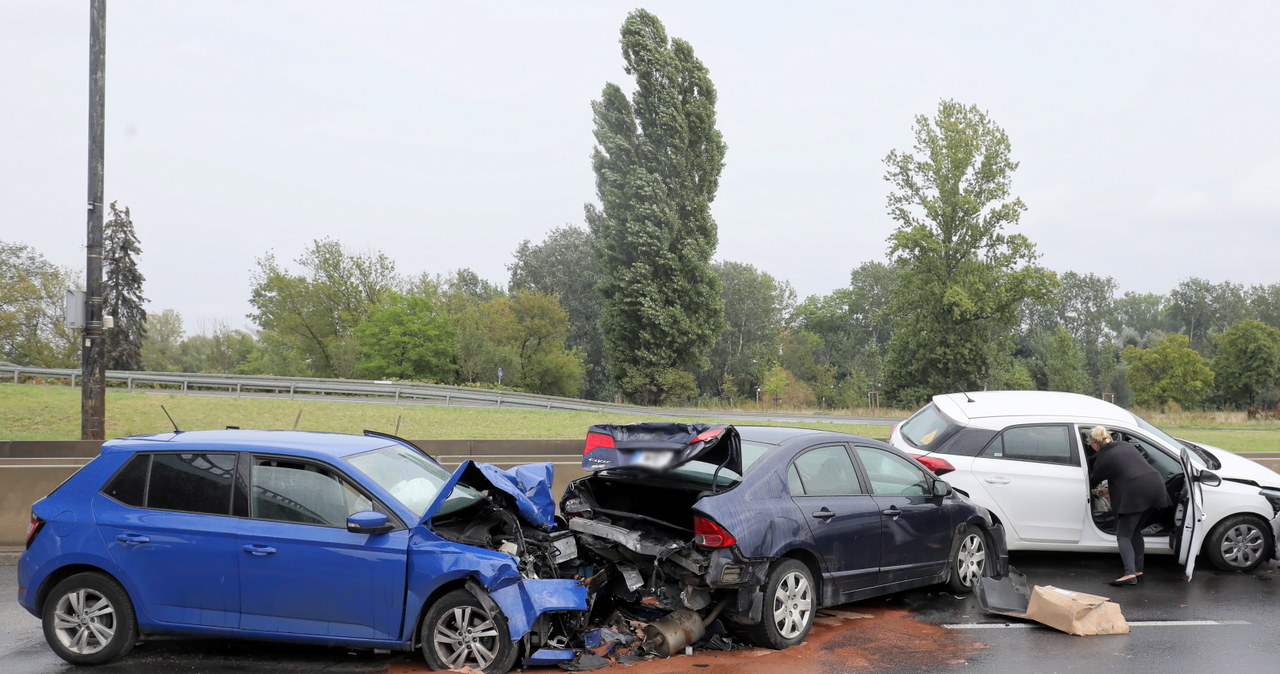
[4,1,1278,334]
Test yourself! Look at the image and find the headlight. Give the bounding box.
[1260,488,1280,517]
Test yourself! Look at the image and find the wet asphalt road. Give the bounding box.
[5,550,1278,674]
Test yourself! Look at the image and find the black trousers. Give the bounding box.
[1115,511,1149,575]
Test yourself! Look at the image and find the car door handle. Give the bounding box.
[811,508,836,520]
[984,477,1012,485]
[115,533,150,545]
[882,506,902,518]
[242,544,277,556]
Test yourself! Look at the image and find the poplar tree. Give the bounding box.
[588,9,727,404]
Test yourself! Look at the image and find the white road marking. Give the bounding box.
[943,620,1250,629]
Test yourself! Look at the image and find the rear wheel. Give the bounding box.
[1204,514,1272,572]
[946,525,988,593]
[41,572,137,665]
[745,558,815,650]
[420,589,517,673]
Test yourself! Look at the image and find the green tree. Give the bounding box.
[176,323,258,373]
[248,239,397,377]
[1122,333,1213,410]
[0,241,78,367]
[355,290,456,382]
[102,202,147,370]
[881,100,1056,403]
[1247,282,1280,330]
[1039,326,1090,393]
[1212,320,1280,408]
[792,261,899,395]
[701,261,793,398]
[587,9,727,404]
[509,226,609,399]
[142,308,184,371]
[1168,278,1249,354]
[1109,291,1170,344]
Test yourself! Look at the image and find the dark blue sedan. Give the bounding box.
[17,429,586,672]
[565,423,1008,650]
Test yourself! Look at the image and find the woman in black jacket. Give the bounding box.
[1088,425,1172,586]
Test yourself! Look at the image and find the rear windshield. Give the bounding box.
[899,403,960,450]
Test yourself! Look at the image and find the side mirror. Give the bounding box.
[932,480,953,497]
[1197,470,1222,488]
[347,510,394,535]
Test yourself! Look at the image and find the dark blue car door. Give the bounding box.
[236,456,408,640]
[852,445,951,584]
[787,444,884,597]
[96,452,241,627]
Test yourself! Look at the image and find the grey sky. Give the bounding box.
[4,1,1278,334]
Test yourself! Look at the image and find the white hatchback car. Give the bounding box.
[889,391,1280,578]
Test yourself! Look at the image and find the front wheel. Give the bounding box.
[946,525,988,593]
[745,558,815,650]
[1204,514,1273,572]
[41,572,138,666]
[420,589,517,674]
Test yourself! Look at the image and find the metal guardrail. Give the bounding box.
[0,365,635,413]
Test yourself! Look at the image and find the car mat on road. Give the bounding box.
[975,566,1031,618]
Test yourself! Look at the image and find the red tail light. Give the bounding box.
[692,516,736,549]
[916,455,955,476]
[25,512,45,549]
[584,432,615,455]
[693,428,725,443]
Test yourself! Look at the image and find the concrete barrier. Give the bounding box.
[0,438,588,548]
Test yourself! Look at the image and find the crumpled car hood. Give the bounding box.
[419,459,557,529]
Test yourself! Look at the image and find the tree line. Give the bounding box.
[5,10,1279,412]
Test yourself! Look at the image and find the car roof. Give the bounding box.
[100,429,394,461]
[736,425,880,446]
[932,391,1137,429]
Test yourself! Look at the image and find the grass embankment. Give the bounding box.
[0,384,892,441]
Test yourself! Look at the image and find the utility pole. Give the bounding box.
[82,0,106,440]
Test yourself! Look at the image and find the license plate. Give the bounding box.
[633,451,673,469]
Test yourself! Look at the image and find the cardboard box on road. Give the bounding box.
[1025,585,1129,636]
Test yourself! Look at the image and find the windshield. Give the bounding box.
[347,444,483,519]
[900,403,959,450]
[1133,415,1207,469]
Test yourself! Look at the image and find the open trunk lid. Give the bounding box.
[582,423,741,476]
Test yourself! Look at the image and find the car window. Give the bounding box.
[789,445,864,496]
[982,426,1077,466]
[348,443,478,519]
[145,453,237,515]
[1133,414,1207,469]
[854,446,931,496]
[900,402,960,450]
[1082,427,1182,480]
[102,453,150,506]
[251,458,373,527]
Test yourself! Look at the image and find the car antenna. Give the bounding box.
[964,391,975,403]
[160,405,183,434]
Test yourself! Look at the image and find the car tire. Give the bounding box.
[745,558,815,650]
[1204,514,1273,572]
[41,572,137,666]
[420,588,517,674]
[946,525,989,593]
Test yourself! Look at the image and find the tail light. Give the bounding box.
[25,512,45,549]
[693,428,725,443]
[692,516,736,549]
[916,455,956,477]
[584,432,615,455]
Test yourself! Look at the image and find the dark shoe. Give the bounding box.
[1107,576,1138,586]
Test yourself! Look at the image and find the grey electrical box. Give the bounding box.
[65,289,86,329]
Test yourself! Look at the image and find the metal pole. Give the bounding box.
[81,0,107,441]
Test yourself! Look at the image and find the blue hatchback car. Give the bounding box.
[17,429,587,672]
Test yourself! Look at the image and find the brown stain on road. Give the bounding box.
[387,606,987,674]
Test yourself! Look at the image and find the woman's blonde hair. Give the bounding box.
[1089,425,1112,446]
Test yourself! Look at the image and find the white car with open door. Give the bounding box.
[889,391,1280,579]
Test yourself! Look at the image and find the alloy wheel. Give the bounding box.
[51,588,116,655]
[771,570,813,640]
[432,604,502,671]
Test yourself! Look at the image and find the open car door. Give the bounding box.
[1174,446,1208,581]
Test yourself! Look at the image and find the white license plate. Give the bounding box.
[633,450,673,469]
